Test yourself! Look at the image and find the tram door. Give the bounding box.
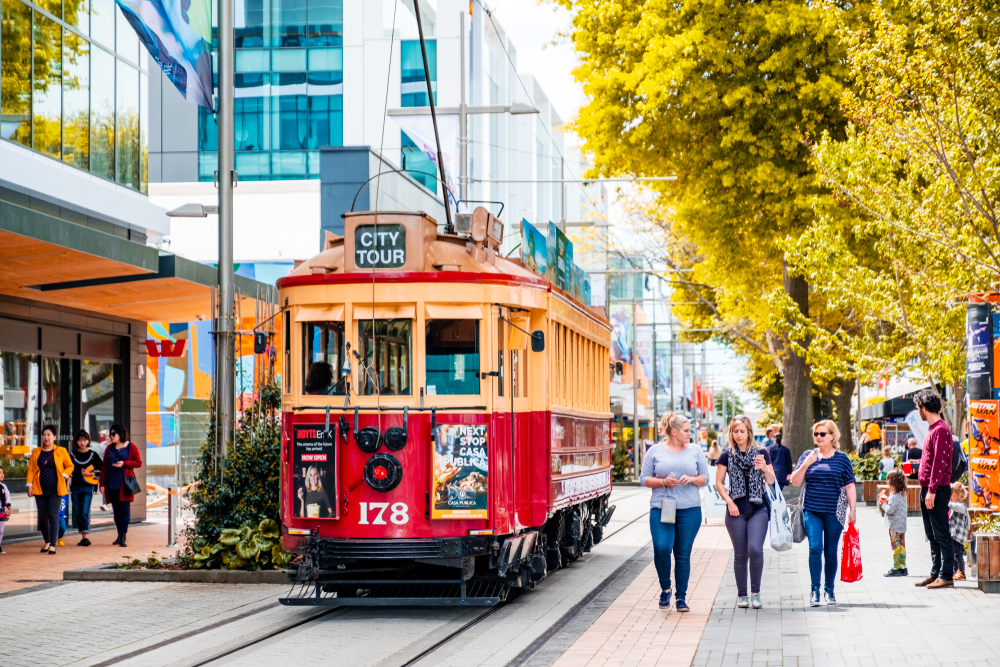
[490,306,514,535]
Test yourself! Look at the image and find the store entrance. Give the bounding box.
[1,324,124,540]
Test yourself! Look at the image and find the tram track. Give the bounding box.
[168,505,653,667]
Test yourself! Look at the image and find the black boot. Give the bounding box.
[112,532,122,546]
[119,533,127,548]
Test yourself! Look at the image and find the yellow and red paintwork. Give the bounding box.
[278,211,613,550]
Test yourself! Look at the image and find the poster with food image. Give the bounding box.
[431,424,488,519]
[969,400,1000,510]
[293,425,337,519]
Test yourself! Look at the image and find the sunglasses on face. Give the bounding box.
[813,431,829,438]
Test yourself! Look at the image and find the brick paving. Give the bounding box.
[0,522,184,595]
[549,522,733,667]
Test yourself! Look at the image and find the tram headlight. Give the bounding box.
[356,426,382,453]
[384,406,408,451]
[364,453,403,492]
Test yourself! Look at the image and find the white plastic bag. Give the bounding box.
[767,481,793,552]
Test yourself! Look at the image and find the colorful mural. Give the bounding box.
[146,317,283,449]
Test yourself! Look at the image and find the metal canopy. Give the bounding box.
[0,200,276,323]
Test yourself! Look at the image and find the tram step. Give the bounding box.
[278,579,509,607]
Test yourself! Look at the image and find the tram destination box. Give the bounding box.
[343,211,439,273]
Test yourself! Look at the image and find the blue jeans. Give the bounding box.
[649,506,702,599]
[803,510,843,594]
[71,486,94,532]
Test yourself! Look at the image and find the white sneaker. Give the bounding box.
[737,596,750,608]
[751,593,762,609]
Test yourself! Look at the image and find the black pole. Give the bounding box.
[411,0,454,233]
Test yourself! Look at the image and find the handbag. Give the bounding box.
[660,497,677,523]
[840,521,863,582]
[791,476,808,543]
[766,481,793,551]
[123,473,142,497]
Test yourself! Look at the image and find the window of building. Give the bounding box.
[399,39,437,194]
[303,321,346,396]
[359,319,412,396]
[0,0,146,191]
[426,320,479,396]
[63,31,90,168]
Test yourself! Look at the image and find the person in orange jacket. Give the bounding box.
[26,425,74,554]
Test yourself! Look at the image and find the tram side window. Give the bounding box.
[425,319,480,395]
[304,322,347,396]
[359,319,412,396]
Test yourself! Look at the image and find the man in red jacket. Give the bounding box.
[913,389,954,589]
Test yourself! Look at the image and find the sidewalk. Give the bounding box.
[547,502,1000,667]
[551,521,733,667]
[0,523,185,595]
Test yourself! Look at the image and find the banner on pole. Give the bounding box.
[115,0,215,110]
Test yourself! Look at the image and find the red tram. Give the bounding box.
[277,208,615,606]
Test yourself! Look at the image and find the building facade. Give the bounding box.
[146,0,605,268]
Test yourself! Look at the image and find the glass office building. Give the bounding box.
[197,0,344,181]
[0,0,148,192]
[399,39,437,194]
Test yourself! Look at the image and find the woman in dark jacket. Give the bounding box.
[98,424,142,548]
[69,429,102,546]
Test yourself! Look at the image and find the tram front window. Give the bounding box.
[359,319,412,396]
[304,322,347,395]
[425,319,480,395]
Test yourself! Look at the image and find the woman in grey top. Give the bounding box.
[640,412,709,612]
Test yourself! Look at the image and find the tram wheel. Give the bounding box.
[592,524,604,546]
[546,545,562,572]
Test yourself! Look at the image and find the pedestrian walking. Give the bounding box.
[707,440,722,466]
[912,390,955,589]
[790,419,857,606]
[640,412,709,612]
[98,424,142,548]
[949,482,970,581]
[878,469,908,576]
[0,466,11,555]
[69,429,102,547]
[26,425,74,555]
[879,445,896,479]
[767,432,793,489]
[760,425,777,450]
[715,414,775,609]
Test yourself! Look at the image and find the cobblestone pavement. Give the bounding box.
[0,488,652,667]
[691,502,1000,667]
[0,522,185,595]
[548,522,732,667]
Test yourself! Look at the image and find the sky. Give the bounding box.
[484,0,587,124]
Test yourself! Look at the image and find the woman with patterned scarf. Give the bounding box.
[715,415,776,609]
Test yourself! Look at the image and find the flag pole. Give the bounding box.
[215,0,236,464]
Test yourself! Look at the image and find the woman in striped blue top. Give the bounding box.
[790,419,857,607]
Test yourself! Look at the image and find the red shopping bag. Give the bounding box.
[841,521,863,582]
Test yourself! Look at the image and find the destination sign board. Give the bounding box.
[355,224,406,269]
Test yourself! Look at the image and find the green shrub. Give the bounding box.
[855,451,881,482]
[179,382,294,571]
[612,442,633,483]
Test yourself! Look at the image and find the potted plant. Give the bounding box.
[856,451,881,505]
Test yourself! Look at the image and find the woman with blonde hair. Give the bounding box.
[715,415,776,608]
[639,412,709,612]
[707,440,722,466]
[790,419,857,607]
[297,465,333,518]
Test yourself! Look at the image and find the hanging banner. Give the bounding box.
[431,424,488,519]
[903,409,929,448]
[392,113,459,205]
[970,400,1000,510]
[520,219,548,277]
[547,222,573,291]
[967,304,993,400]
[292,425,338,519]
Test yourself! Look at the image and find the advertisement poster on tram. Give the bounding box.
[431,424,489,519]
[292,425,337,519]
[969,400,1000,510]
[521,219,548,277]
[547,222,573,291]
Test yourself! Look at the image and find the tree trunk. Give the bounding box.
[782,265,813,461]
[950,379,966,438]
[831,377,857,453]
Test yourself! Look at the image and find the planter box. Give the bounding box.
[975,533,1000,594]
[64,564,289,584]
[863,480,879,506]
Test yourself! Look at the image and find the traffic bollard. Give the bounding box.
[167,487,178,547]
